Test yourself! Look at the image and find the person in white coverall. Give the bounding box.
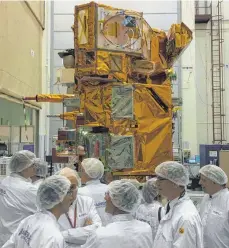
[153,161,203,248]
[78,158,108,225]
[199,164,229,248]
[2,175,74,248]
[32,159,48,187]
[56,167,102,247]
[134,178,162,242]
[0,151,38,247]
[82,180,153,248]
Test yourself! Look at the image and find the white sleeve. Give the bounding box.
[62,219,101,245]
[2,220,27,248]
[44,237,67,248]
[198,195,208,217]
[2,218,27,248]
[62,199,101,245]
[87,199,102,228]
[81,231,99,248]
[173,219,203,248]
[2,235,16,248]
[24,186,38,213]
[62,227,91,245]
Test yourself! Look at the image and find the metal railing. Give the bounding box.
[195,0,211,15]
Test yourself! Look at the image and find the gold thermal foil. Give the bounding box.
[36,94,75,103]
[59,111,79,121]
[74,2,96,50]
[97,51,128,82]
[24,1,193,176]
[80,82,173,175]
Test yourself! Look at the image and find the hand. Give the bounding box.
[84,218,93,226]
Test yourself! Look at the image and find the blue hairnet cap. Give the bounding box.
[37,175,71,210]
[108,180,141,213]
[9,151,35,173]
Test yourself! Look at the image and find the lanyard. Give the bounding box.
[166,190,186,215]
[178,190,186,199]
[65,205,77,228]
[166,203,170,214]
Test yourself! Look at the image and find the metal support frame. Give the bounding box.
[174,0,183,163]
[211,0,225,143]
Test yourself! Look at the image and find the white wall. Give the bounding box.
[195,22,212,145]
[39,0,51,160]
[0,2,44,98]
[181,0,198,155]
[195,1,229,151]
[180,0,229,156]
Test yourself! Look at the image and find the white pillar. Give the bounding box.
[181,0,198,156]
[39,0,51,159]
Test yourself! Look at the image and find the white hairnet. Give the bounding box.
[108,180,141,213]
[9,151,35,173]
[81,158,104,179]
[34,159,48,178]
[199,164,228,185]
[37,175,71,210]
[155,161,189,186]
[120,179,142,190]
[18,150,36,160]
[142,178,158,203]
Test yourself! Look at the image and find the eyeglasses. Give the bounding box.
[29,163,36,168]
[157,177,167,181]
[67,187,78,196]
